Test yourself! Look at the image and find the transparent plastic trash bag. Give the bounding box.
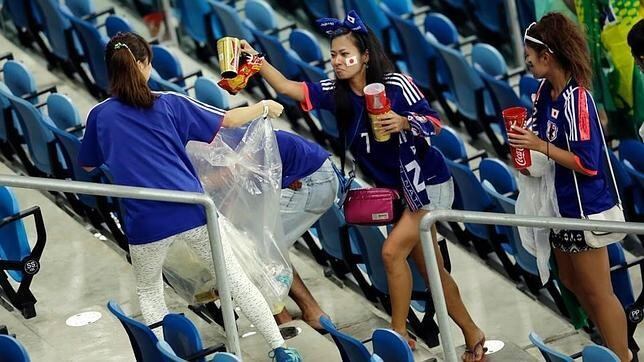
[187,117,292,313]
[163,238,218,305]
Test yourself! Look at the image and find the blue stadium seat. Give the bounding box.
[319,315,371,362]
[619,140,644,218]
[344,0,401,61]
[105,14,133,38]
[149,68,188,94]
[152,45,185,87]
[371,329,414,362]
[67,15,109,97]
[3,60,38,104]
[64,0,94,20]
[244,0,278,33]
[423,12,459,48]
[32,0,95,90]
[529,331,620,362]
[528,332,574,362]
[471,43,507,79]
[173,0,222,55]
[581,345,620,362]
[426,34,508,156]
[209,1,253,43]
[470,0,508,44]
[289,29,325,67]
[0,82,30,166]
[380,6,455,122]
[447,159,519,280]
[301,0,335,21]
[194,77,230,109]
[46,93,83,136]
[478,158,517,195]
[162,313,226,362]
[0,335,31,361]
[107,300,164,362]
[0,185,46,318]
[351,221,445,346]
[3,87,65,178]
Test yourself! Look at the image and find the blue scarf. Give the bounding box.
[399,112,441,211]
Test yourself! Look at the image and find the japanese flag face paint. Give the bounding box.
[345,56,358,67]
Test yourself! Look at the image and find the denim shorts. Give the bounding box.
[278,159,340,249]
[419,177,455,211]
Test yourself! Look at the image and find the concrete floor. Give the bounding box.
[0,1,642,361]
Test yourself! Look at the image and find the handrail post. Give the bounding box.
[420,210,458,362]
[202,198,240,356]
[0,174,242,356]
[420,209,644,361]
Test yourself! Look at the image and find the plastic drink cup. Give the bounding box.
[364,83,391,142]
[502,106,532,170]
[217,37,241,79]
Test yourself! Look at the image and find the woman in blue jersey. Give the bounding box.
[78,32,301,362]
[242,11,486,360]
[509,14,630,361]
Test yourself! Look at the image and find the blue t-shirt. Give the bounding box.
[531,80,615,218]
[78,92,224,244]
[275,130,330,189]
[301,73,449,190]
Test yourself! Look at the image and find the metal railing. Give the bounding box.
[419,209,644,362]
[0,174,241,356]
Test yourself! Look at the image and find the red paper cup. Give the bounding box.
[502,107,532,170]
[364,83,390,114]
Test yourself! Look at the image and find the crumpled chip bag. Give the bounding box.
[217,53,264,95]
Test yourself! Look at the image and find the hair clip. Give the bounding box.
[114,42,130,50]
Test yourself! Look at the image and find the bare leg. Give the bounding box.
[552,250,597,325]
[288,270,326,330]
[409,223,485,361]
[569,248,630,362]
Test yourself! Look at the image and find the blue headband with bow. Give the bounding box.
[316,10,368,36]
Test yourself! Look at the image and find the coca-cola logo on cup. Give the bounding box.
[515,148,527,167]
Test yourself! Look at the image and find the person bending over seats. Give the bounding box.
[510,14,631,361]
[78,32,302,362]
[273,130,340,330]
[241,11,486,360]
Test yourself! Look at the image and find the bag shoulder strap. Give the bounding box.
[563,88,622,218]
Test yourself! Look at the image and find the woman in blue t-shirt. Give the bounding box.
[78,32,302,362]
[508,14,629,361]
[242,12,485,359]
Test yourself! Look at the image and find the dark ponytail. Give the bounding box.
[105,32,155,108]
[332,27,394,144]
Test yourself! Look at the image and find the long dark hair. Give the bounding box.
[331,27,394,144]
[525,13,592,89]
[105,32,155,108]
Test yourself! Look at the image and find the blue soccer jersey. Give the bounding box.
[79,92,224,244]
[275,130,330,189]
[531,80,616,217]
[300,73,450,191]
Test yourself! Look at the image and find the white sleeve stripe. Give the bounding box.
[384,74,423,104]
[154,91,226,116]
[85,97,114,121]
[385,78,421,105]
[386,80,414,105]
[563,88,578,141]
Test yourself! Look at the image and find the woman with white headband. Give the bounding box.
[509,14,631,361]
